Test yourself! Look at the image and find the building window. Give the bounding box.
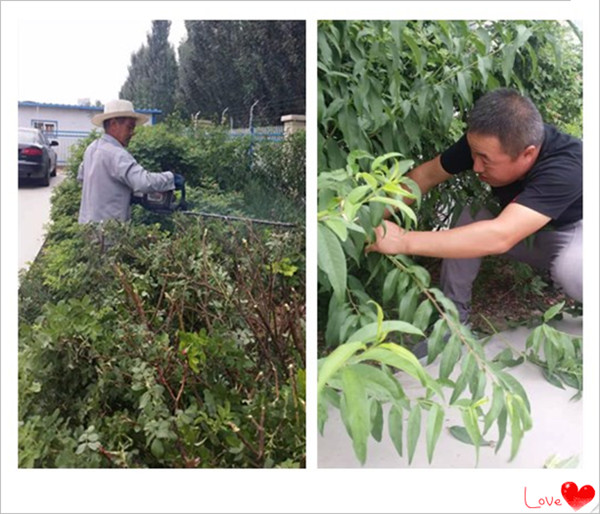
[32,120,58,136]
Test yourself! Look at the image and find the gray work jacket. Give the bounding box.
[77,134,174,223]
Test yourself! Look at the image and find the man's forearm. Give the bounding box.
[402,220,511,258]
[371,219,513,259]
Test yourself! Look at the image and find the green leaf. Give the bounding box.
[483,384,505,434]
[347,149,373,166]
[439,333,461,380]
[496,370,530,411]
[388,404,404,457]
[456,71,471,104]
[526,325,543,352]
[449,353,476,405]
[514,25,533,48]
[382,268,400,304]
[426,319,447,365]
[495,407,508,454]
[406,404,422,465]
[389,159,414,179]
[501,42,517,85]
[426,403,444,464]
[448,425,492,447]
[317,222,347,302]
[317,342,365,394]
[324,218,348,242]
[512,394,533,431]
[340,367,371,465]
[371,152,404,172]
[544,337,557,375]
[346,184,372,205]
[507,396,523,462]
[461,407,481,464]
[370,196,417,225]
[378,342,428,381]
[413,300,433,332]
[351,363,405,402]
[346,319,424,344]
[543,301,565,323]
[370,400,384,442]
[398,286,419,321]
[355,346,424,386]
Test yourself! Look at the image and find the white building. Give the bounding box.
[18,101,161,165]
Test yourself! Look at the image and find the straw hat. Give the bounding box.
[91,99,149,127]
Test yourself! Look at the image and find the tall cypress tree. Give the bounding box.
[120,20,178,119]
[177,21,305,126]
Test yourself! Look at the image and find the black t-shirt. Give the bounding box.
[440,124,582,228]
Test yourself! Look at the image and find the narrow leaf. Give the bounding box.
[449,425,493,447]
[317,223,347,302]
[483,384,505,434]
[317,342,365,394]
[495,407,508,454]
[388,405,404,457]
[371,152,404,172]
[439,334,461,380]
[426,403,444,464]
[543,301,565,323]
[346,319,424,344]
[370,400,384,442]
[340,366,371,465]
[406,404,422,465]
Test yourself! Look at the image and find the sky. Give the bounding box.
[18,19,187,106]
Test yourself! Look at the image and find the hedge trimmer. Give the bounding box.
[131,180,296,228]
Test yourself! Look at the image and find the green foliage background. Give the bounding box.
[317,20,582,466]
[318,20,582,229]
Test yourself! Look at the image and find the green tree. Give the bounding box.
[318,20,582,230]
[120,20,178,119]
[177,21,305,126]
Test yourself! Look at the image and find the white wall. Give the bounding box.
[19,104,155,164]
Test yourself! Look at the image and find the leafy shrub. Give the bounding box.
[317,20,582,466]
[317,150,581,466]
[318,20,582,231]
[19,123,306,468]
[128,121,304,224]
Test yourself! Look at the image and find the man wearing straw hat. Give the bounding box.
[78,99,184,223]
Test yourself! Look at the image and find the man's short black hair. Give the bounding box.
[467,88,544,158]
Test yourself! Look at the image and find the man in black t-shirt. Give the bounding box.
[368,88,582,324]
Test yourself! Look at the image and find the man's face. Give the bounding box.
[466,132,538,187]
[109,118,137,147]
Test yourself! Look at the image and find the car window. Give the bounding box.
[19,129,39,144]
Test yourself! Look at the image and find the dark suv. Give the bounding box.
[18,127,59,186]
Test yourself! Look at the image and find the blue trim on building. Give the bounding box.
[18,101,161,116]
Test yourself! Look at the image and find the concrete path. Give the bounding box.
[18,171,66,271]
[318,315,583,468]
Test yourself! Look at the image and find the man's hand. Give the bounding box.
[173,173,185,189]
[366,220,410,255]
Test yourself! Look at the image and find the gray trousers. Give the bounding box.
[440,207,583,323]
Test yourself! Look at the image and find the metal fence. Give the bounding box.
[53,126,285,166]
[52,130,90,165]
[228,125,284,142]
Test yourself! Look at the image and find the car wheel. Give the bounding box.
[40,168,50,187]
[51,165,57,177]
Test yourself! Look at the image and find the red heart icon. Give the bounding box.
[561,482,596,511]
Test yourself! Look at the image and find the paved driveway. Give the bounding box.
[19,171,66,271]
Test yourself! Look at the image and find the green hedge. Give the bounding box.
[18,126,306,468]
